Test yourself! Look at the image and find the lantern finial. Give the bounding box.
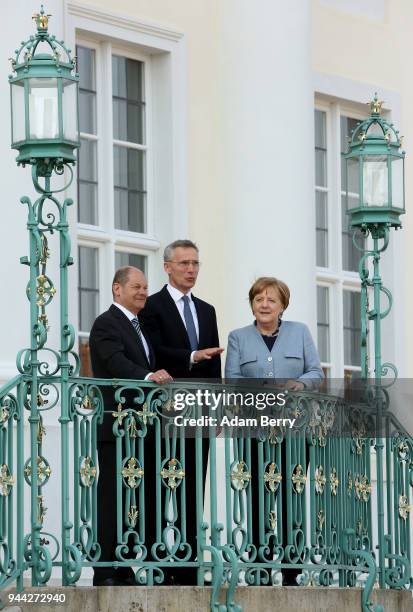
[369,93,383,116]
[32,5,51,33]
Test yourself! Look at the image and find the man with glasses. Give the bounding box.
[140,239,223,584]
[142,239,223,378]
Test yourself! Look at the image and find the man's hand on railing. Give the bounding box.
[148,369,173,384]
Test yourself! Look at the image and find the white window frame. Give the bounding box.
[64,3,187,338]
[315,98,368,378]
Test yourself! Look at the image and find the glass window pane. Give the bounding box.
[112,56,145,144]
[77,46,97,135]
[78,246,99,333]
[79,246,99,332]
[315,110,327,188]
[315,150,327,187]
[340,116,359,188]
[79,291,99,334]
[79,91,97,134]
[314,110,326,149]
[113,146,146,232]
[77,139,98,225]
[316,190,328,267]
[317,286,330,363]
[112,56,144,101]
[79,246,98,289]
[77,46,96,91]
[343,291,361,367]
[115,252,147,274]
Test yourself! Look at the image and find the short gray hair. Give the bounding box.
[163,239,198,262]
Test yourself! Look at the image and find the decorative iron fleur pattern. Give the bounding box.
[317,509,325,530]
[37,415,46,443]
[292,464,307,494]
[399,495,412,521]
[37,495,47,525]
[122,457,144,489]
[269,510,277,531]
[128,505,139,528]
[330,468,339,496]
[24,456,51,486]
[230,461,252,491]
[127,416,139,438]
[35,274,56,308]
[398,440,410,461]
[112,403,128,426]
[160,458,185,490]
[347,472,353,496]
[79,456,97,487]
[315,465,326,494]
[0,464,15,496]
[82,395,92,410]
[0,406,10,424]
[263,462,282,493]
[136,403,156,425]
[354,475,372,502]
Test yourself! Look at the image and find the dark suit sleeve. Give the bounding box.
[90,316,150,380]
[140,306,192,369]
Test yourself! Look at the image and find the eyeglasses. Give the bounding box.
[166,260,201,269]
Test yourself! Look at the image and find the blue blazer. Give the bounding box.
[225,321,324,387]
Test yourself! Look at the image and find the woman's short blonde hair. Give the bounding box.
[248,277,290,310]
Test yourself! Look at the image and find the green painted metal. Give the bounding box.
[8,5,80,164]
[343,93,405,229]
[0,12,412,612]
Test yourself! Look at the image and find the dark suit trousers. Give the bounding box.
[250,439,309,585]
[94,432,209,585]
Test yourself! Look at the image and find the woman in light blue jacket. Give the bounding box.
[225,276,324,387]
[224,276,323,585]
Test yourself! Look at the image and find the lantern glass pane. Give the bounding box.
[28,77,59,139]
[391,156,404,209]
[362,155,388,206]
[346,157,360,208]
[62,79,79,142]
[11,81,26,143]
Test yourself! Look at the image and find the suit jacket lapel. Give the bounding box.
[192,296,206,348]
[110,304,152,368]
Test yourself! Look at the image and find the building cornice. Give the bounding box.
[66,1,184,43]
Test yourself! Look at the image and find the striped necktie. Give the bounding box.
[131,316,151,366]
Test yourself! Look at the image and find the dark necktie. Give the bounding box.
[182,295,198,351]
[131,316,151,366]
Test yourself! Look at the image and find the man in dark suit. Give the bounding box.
[89,266,172,586]
[140,239,223,584]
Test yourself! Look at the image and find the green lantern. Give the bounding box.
[9,6,80,166]
[343,94,405,230]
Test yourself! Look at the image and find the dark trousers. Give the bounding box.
[250,439,309,586]
[94,434,208,585]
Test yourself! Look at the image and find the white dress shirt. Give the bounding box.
[112,302,152,379]
[166,284,199,364]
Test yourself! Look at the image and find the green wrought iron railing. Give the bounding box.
[1,371,412,611]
